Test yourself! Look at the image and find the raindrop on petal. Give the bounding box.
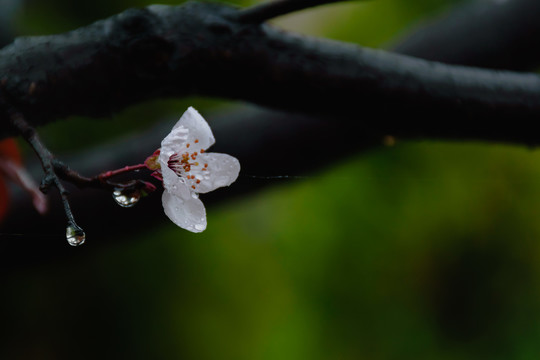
[66,223,86,246]
[113,188,140,208]
[195,224,205,231]
[191,193,199,199]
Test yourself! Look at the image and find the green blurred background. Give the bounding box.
[5,0,540,359]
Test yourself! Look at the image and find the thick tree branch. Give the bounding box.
[1,1,540,146]
[392,0,540,71]
[0,0,20,49]
[236,0,352,23]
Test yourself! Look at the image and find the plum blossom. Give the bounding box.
[147,107,240,232]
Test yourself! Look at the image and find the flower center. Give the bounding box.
[167,140,210,190]
[168,151,199,173]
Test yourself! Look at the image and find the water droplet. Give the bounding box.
[66,223,85,246]
[191,193,199,199]
[113,188,140,208]
[194,224,205,231]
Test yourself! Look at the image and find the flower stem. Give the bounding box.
[98,164,147,180]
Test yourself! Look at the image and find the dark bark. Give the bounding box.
[392,0,540,72]
[236,0,350,23]
[1,1,540,145]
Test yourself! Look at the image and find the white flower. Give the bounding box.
[157,107,240,232]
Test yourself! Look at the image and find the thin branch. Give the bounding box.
[6,107,156,246]
[7,108,155,193]
[53,161,154,193]
[8,111,79,228]
[236,0,352,24]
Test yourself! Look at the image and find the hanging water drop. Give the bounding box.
[191,192,199,199]
[66,223,86,246]
[113,188,140,208]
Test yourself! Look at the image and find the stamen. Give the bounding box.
[168,151,204,176]
[191,185,196,189]
[200,149,205,153]
[186,143,190,148]
[194,139,199,143]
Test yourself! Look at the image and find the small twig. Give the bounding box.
[236,0,353,24]
[8,111,79,226]
[7,109,156,245]
[52,161,153,192]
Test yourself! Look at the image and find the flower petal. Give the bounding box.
[160,164,191,200]
[161,107,215,157]
[190,153,240,194]
[162,191,207,232]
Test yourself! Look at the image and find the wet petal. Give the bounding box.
[160,164,191,200]
[191,153,240,194]
[162,191,207,233]
[160,125,189,159]
[162,107,215,157]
